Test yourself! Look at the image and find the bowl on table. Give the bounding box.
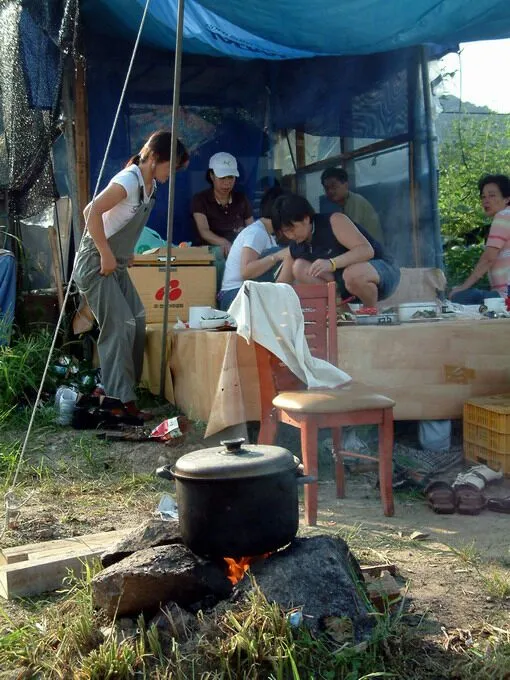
[398,302,439,322]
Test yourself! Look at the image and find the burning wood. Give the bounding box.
[224,554,270,585]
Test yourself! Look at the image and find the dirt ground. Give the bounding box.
[2,424,510,663]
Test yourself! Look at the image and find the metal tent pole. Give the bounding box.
[159,0,186,399]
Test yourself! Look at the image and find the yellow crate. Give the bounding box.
[463,394,510,433]
[463,422,510,454]
[463,441,510,475]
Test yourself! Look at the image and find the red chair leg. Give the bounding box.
[300,419,319,526]
[258,412,277,445]
[331,427,345,498]
[378,409,395,517]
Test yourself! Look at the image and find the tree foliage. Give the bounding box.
[438,113,510,239]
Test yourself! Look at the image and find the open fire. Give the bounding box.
[224,554,271,585]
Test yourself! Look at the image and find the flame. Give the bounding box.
[224,553,271,585]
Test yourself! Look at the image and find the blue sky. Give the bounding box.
[438,38,510,113]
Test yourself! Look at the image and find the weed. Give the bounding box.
[0,331,56,412]
[451,625,510,680]
[482,568,510,599]
[448,541,481,565]
[0,440,21,485]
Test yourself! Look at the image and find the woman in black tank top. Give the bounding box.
[272,193,400,306]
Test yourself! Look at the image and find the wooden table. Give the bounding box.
[143,318,510,433]
[336,318,510,420]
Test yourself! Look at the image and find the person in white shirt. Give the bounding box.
[218,186,288,310]
[74,130,189,420]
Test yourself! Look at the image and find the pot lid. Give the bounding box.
[173,438,296,480]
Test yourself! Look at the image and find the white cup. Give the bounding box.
[188,306,212,329]
[484,297,505,313]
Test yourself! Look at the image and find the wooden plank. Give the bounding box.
[0,547,104,599]
[361,563,398,577]
[295,129,306,168]
[48,226,64,310]
[74,59,90,232]
[0,529,131,566]
[62,59,83,249]
[294,134,409,175]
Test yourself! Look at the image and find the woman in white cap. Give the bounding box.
[191,152,253,257]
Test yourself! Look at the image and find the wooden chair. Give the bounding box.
[255,282,395,525]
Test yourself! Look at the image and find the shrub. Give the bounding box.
[443,242,488,289]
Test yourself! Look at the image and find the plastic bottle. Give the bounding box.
[55,386,79,425]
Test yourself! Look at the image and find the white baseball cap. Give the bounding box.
[209,152,239,178]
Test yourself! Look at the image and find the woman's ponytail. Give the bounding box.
[125,131,189,169]
[125,152,141,168]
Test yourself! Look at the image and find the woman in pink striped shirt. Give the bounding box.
[450,174,510,305]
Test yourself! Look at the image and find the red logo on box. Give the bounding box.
[155,279,182,301]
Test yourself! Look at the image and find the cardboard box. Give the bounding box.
[129,247,216,323]
[132,245,214,265]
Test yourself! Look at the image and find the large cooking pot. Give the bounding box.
[156,438,312,559]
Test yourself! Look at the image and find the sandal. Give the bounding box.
[452,471,486,491]
[455,484,486,515]
[425,481,455,514]
[487,496,510,514]
[466,464,503,485]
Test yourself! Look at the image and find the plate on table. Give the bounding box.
[355,313,399,326]
[211,324,237,332]
[200,318,230,330]
[200,313,236,330]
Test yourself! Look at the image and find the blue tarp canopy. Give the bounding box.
[30,0,500,267]
[81,0,510,59]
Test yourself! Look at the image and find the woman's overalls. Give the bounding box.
[74,170,156,404]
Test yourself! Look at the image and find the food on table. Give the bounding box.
[411,309,438,319]
[355,307,378,315]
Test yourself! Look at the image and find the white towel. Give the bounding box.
[228,281,351,389]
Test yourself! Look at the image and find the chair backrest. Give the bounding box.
[292,282,338,366]
[254,282,338,409]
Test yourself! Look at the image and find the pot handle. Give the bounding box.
[221,438,246,454]
[296,475,316,485]
[293,456,315,484]
[156,465,175,482]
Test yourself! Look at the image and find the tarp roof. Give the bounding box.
[81,0,510,59]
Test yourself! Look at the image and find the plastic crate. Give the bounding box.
[463,422,510,454]
[463,394,510,433]
[463,441,510,476]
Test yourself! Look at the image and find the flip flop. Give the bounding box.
[425,481,455,514]
[455,484,486,515]
[487,496,510,514]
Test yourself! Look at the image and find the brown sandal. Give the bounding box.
[425,481,455,514]
[455,484,486,515]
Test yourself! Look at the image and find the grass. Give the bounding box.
[0,330,57,412]
[447,541,510,601]
[1,568,508,680]
[482,569,510,600]
[0,483,509,678]
[448,540,481,566]
[0,329,508,678]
